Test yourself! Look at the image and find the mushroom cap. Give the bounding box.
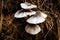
[20,2,37,9]
[26,11,47,24]
[40,12,47,18]
[25,25,41,35]
[14,10,36,18]
[26,16,45,24]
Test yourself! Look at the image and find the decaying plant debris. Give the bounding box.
[0,0,60,40]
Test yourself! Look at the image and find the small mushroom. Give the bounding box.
[20,2,37,9]
[25,24,41,35]
[26,11,47,24]
[14,10,36,18]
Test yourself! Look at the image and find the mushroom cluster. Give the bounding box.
[14,2,47,35]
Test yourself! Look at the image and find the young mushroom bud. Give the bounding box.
[26,11,47,24]
[14,10,36,18]
[25,24,41,35]
[20,2,37,9]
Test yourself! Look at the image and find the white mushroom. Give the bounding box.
[20,2,37,9]
[25,24,41,35]
[14,10,36,18]
[26,16,45,24]
[40,12,47,18]
[26,11,47,24]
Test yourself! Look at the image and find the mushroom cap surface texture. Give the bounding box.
[26,11,47,24]
[40,12,47,18]
[20,2,37,9]
[25,24,41,35]
[14,10,36,18]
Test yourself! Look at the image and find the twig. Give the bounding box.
[0,0,4,32]
[41,0,47,7]
[44,6,55,38]
[30,0,34,4]
[45,6,54,14]
[37,0,40,7]
[44,25,53,38]
[25,0,27,2]
[38,0,48,10]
